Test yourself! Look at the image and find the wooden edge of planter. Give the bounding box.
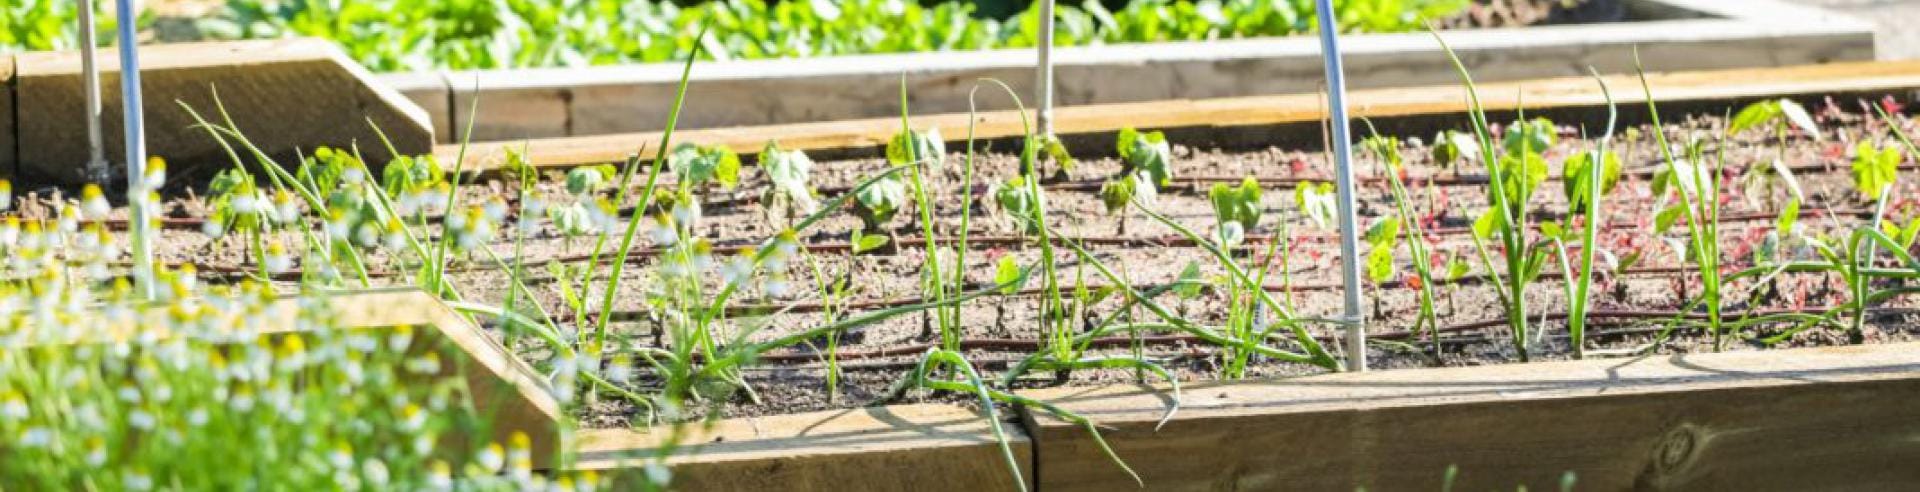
[88,288,562,468]
[2,53,14,178]
[570,403,1032,490]
[1015,342,1920,491]
[437,59,1920,170]
[298,288,564,465]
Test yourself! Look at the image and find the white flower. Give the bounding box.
[128,409,155,430]
[763,279,792,299]
[18,427,51,447]
[671,200,701,226]
[477,443,505,473]
[124,470,153,491]
[202,220,226,239]
[428,461,453,491]
[363,459,390,487]
[230,194,259,215]
[1,394,26,419]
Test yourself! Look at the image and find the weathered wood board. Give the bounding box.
[11,38,433,185]
[441,60,1920,171]
[1017,343,1920,491]
[574,404,1032,491]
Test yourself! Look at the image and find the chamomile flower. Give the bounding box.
[0,179,12,210]
[0,217,19,246]
[263,240,293,274]
[202,217,226,239]
[476,442,506,473]
[428,461,454,490]
[143,157,167,190]
[273,189,300,223]
[721,248,756,284]
[81,184,110,220]
[2,391,26,418]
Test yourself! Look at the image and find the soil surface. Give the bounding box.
[49,95,1920,428]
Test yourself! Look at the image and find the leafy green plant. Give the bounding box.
[71,0,1470,71]
[995,176,1043,236]
[1436,32,1557,361]
[1636,53,1734,350]
[1097,171,1155,234]
[850,175,907,234]
[1851,141,1901,201]
[1359,129,1443,356]
[756,141,817,226]
[667,143,742,190]
[1117,127,1173,186]
[1430,129,1478,170]
[1548,71,1619,359]
[1207,177,1263,246]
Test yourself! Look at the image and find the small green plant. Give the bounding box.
[1116,127,1173,186]
[1207,177,1263,246]
[756,141,818,226]
[850,175,907,234]
[1430,129,1479,170]
[1437,31,1553,360]
[1549,71,1620,359]
[666,142,742,190]
[1359,129,1444,357]
[1097,171,1155,234]
[1851,140,1902,202]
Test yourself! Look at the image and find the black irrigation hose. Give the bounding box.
[690,305,1920,366]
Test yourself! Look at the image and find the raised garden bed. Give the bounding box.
[9,52,1920,489]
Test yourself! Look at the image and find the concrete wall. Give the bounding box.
[378,0,1876,143]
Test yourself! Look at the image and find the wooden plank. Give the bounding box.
[574,404,1031,491]
[439,60,1920,170]
[1017,343,1920,491]
[12,38,434,185]
[2,54,14,178]
[82,288,562,469]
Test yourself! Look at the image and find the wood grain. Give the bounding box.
[1016,343,1920,491]
[76,288,562,469]
[574,403,1032,491]
[438,60,1920,170]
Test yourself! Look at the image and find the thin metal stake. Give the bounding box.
[114,0,155,300]
[79,0,108,183]
[1315,0,1367,371]
[1036,0,1056,138]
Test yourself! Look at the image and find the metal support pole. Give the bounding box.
[114,0,155,300]
[79,0,109,183]
[1315,0,1366,372]
[1035,0,1056,138]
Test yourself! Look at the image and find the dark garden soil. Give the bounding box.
[47,95,1920,427]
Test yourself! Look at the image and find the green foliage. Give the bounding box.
[667,143,741,189]
[995,176,1042,234]
[1208,177,1263,235]
[1293,181,1337,230]
[1727,98,1820,140]
[1562,149,1621,213]
[1851,141,1902,201]
[8,0,1467,71]
[758,141,818,214]
[851,174,907,232]
[1364,216,1401,284]
[1097,171,1155,215]
[1430,130,1477,168]
[886,126,947,168]
[564,164,617,196]
[1116,127,1173,185]
[1501,117,1557,156]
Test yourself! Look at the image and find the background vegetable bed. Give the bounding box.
[5,0,1521,71]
